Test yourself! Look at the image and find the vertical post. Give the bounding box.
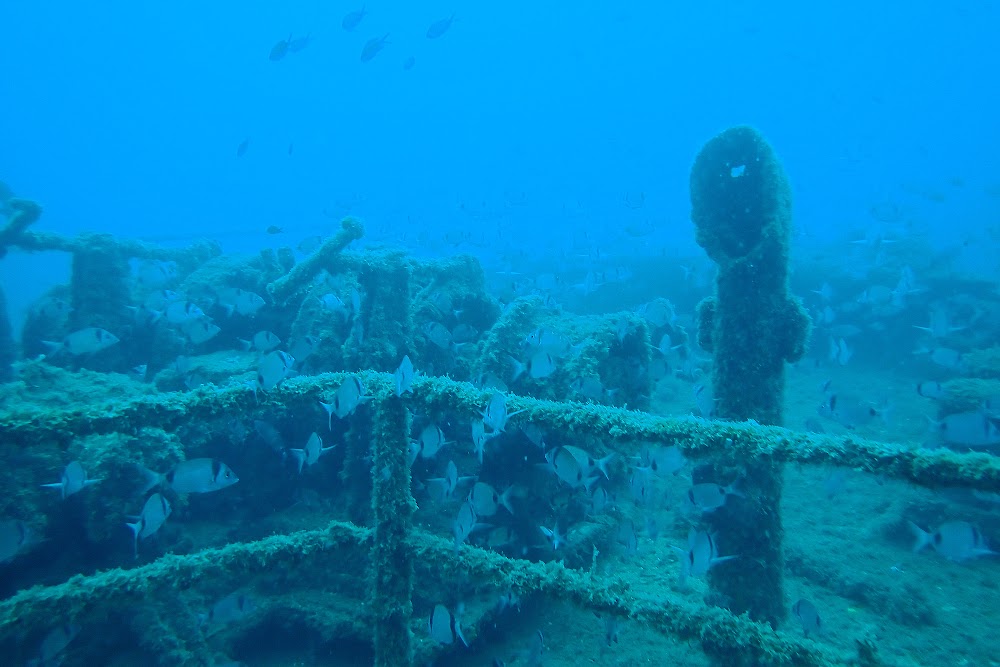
[690,126,811,627]
[370,391,415,666]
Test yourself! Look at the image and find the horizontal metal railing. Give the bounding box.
[2,370,996,666]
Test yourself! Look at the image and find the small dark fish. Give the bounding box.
[361,33,389,62]
[403,55,416,70]
[342,7,367,31]
[426,13,456,39]
[266,225,284,235]
[269,34,292,61]
[236,138,250,158]
[288,34,311,53]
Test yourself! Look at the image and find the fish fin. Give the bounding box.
[289,449,306,474]
[40,482,63,490]
[507,356,526,383]
[319,401,335,431]
[41,340,64,355]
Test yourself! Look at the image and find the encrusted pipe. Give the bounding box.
[1,373,997,491]
[370,389,416,666]
[690,126,811,627]
[266,217,364,304]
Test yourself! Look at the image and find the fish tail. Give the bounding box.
[135,464,162,496]
[125,520,142,559]
[596,453,615,480]
[507,355,525,383]
[500,486,515,515]
[908,521,931,552]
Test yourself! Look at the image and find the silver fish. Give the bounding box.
[142,458,239,495]
[933,411,1000,447]
[509,351,556,382]
[693,382,716,419]
[792,599,822,637]
[468,482,514,517]
[134,259,178,287]
[676,527,736,579]
[165,300,205,325]
[288,335,320,367]
[216,287,265,317]
[428,460,472,501]
[183,318,221,345]
[126,493,172,556]
[41,460,102,500]
[200,592,257,629]
[320,375,370,427]
[453,500,480,552]
[44,327,119,356]
[910,521,997,561]
[482,391,525,433]
[289,432,335,473]
[413,424,451,460]
[394,355,414,396]
[257,350,295,391]
[637,444,686,477]
[916,381,946,399]
[686,482,743,513]
[471,418,498,463]
[538,522,564,550]
[816,392,880,430]
[428,603,467,646]
[253,420,285,452]
[243,331,280,353]
[423,321,453,349]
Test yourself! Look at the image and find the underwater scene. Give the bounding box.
[1,2,999,666]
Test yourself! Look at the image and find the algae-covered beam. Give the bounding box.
[3,228,221,264]
[2,372,999,491]
[0,521,370,639]
[266,216,364,304]
[0,518,851,666]
[411,531,850,667]
[0,199,43,259]
[370,388,416,666]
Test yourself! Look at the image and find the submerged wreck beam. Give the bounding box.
[265,216,364,304]
[0,521,371,640]
[370,389,416,666]
[2,372,996,492]
[0,521,854,666]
